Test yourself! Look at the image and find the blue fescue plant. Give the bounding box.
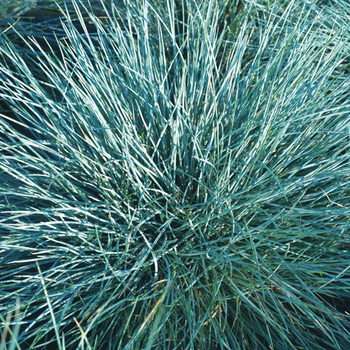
[0,0,350,349]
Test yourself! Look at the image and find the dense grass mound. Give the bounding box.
[1,0,350,349]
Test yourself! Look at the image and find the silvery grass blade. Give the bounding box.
[0,0,350,349]
[0,298,21,350]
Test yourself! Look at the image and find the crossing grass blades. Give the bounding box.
[1,0,350,349]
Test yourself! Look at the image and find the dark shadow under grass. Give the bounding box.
[1,0,350,349]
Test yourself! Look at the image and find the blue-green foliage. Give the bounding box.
[0,0,349,349]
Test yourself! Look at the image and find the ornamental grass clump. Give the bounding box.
[0,0,350,349]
